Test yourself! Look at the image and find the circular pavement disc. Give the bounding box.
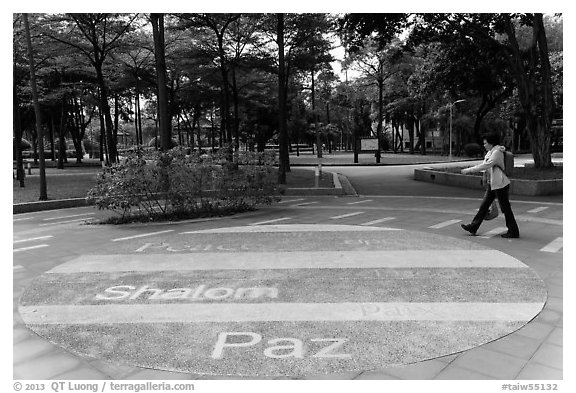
[19,224,547,377]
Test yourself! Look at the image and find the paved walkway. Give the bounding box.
[12,154,563,383]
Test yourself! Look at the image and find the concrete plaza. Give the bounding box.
[12,154,563,381]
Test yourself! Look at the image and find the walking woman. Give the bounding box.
[460,133,520,238]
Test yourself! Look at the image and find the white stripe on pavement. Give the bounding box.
[429,219,462,229]
[290,201,318,207]
[13,244,49,253]
[527,207,549,214]
[13,217,35,222]
[39,218,94,226]
[540,237,563,253]
[181,224,393,234]
[112,230,175,242]
[347,200,373,205]
[249,217,292,226]
[20,302,543,324]
[42,213,95,221]
[48,250,528,274]
[330,212,365,220]
[360,217,396,226]
[479,227,508,238]
[278,198,305,204]
[13,236,54,244]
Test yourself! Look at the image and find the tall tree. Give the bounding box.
[23,13,47,200]
[411,13,557,168]
[42,13,139,164]
[277,14,288,184]
[345,37,407,162]
[151,13,171,151]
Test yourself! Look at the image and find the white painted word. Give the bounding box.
[95,285,278,301]
[211,332,352,359]
[134,242,252,253]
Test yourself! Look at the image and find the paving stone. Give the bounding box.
[545,285,563,298]
[546,328,562,346]
[545,296,562,312]
[54,366,110,380]
[452,347,527,379]
[515,322,555,340]
[13,337,59,364]
[481,333,542,360]
[124,368,194,380]
[354,370,400,380]
[13,326,34,344]
[516,363,563,380]
[435,365,495,380]
[13,352,83,379]
[435,354,459,364]
[531,343,562,370]
[535,309,562,325]
[375,359,447,379]
[88,360,141,379]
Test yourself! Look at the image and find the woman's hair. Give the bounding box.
[482,132,501,146]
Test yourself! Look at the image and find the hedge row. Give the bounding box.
[87,147,280,223]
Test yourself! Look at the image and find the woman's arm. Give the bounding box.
[461,150,500,174]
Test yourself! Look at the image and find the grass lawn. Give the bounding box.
[13,166,333,204]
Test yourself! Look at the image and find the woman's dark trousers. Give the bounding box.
[470,185,519,235]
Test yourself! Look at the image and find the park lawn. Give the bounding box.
[13,166,333,204]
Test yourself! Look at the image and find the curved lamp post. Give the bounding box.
[449,99,466,160]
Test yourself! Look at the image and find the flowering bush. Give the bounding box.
[87,147,280,223]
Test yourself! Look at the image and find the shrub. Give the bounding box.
[463,143,483,157]
[87,147,280,223]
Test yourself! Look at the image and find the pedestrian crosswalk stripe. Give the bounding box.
[39,218,93,226]
[540,237,563,253]
[42,213,95,221]
[181,224,393,234]
[330,212,365,220]
[13,235,53,244]
[278,198,305,204]
[13,244,49,253]
[48,250,528,273]
[249,217,292,226]
[480,227,508,238]
[360,217,396,226]
[429,219,462,229]
[112,230,174,242]
[20,302,543,324]
[290,201,318,207]
[347,200,373,205]
[528,207,549,213]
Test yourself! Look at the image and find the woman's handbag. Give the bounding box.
[485,200,499,220]
[482,171,499,220]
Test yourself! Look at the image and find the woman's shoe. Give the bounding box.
[461,224,477,236]
[501,232,520,238]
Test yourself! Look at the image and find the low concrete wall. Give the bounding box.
[13,198,93,214]
[414,168,562,196]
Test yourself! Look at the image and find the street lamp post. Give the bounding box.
[449,99,466,160]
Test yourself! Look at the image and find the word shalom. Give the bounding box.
[95,285,278,301]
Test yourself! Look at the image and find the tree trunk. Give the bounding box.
[376,79,383,162]
[151,13,171,152]
[23,13,47,200]
[13,67,25,187]
[57,102,66,169]
[96,69,117,163]
[277,14,289,184]
[503,13,553,168]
